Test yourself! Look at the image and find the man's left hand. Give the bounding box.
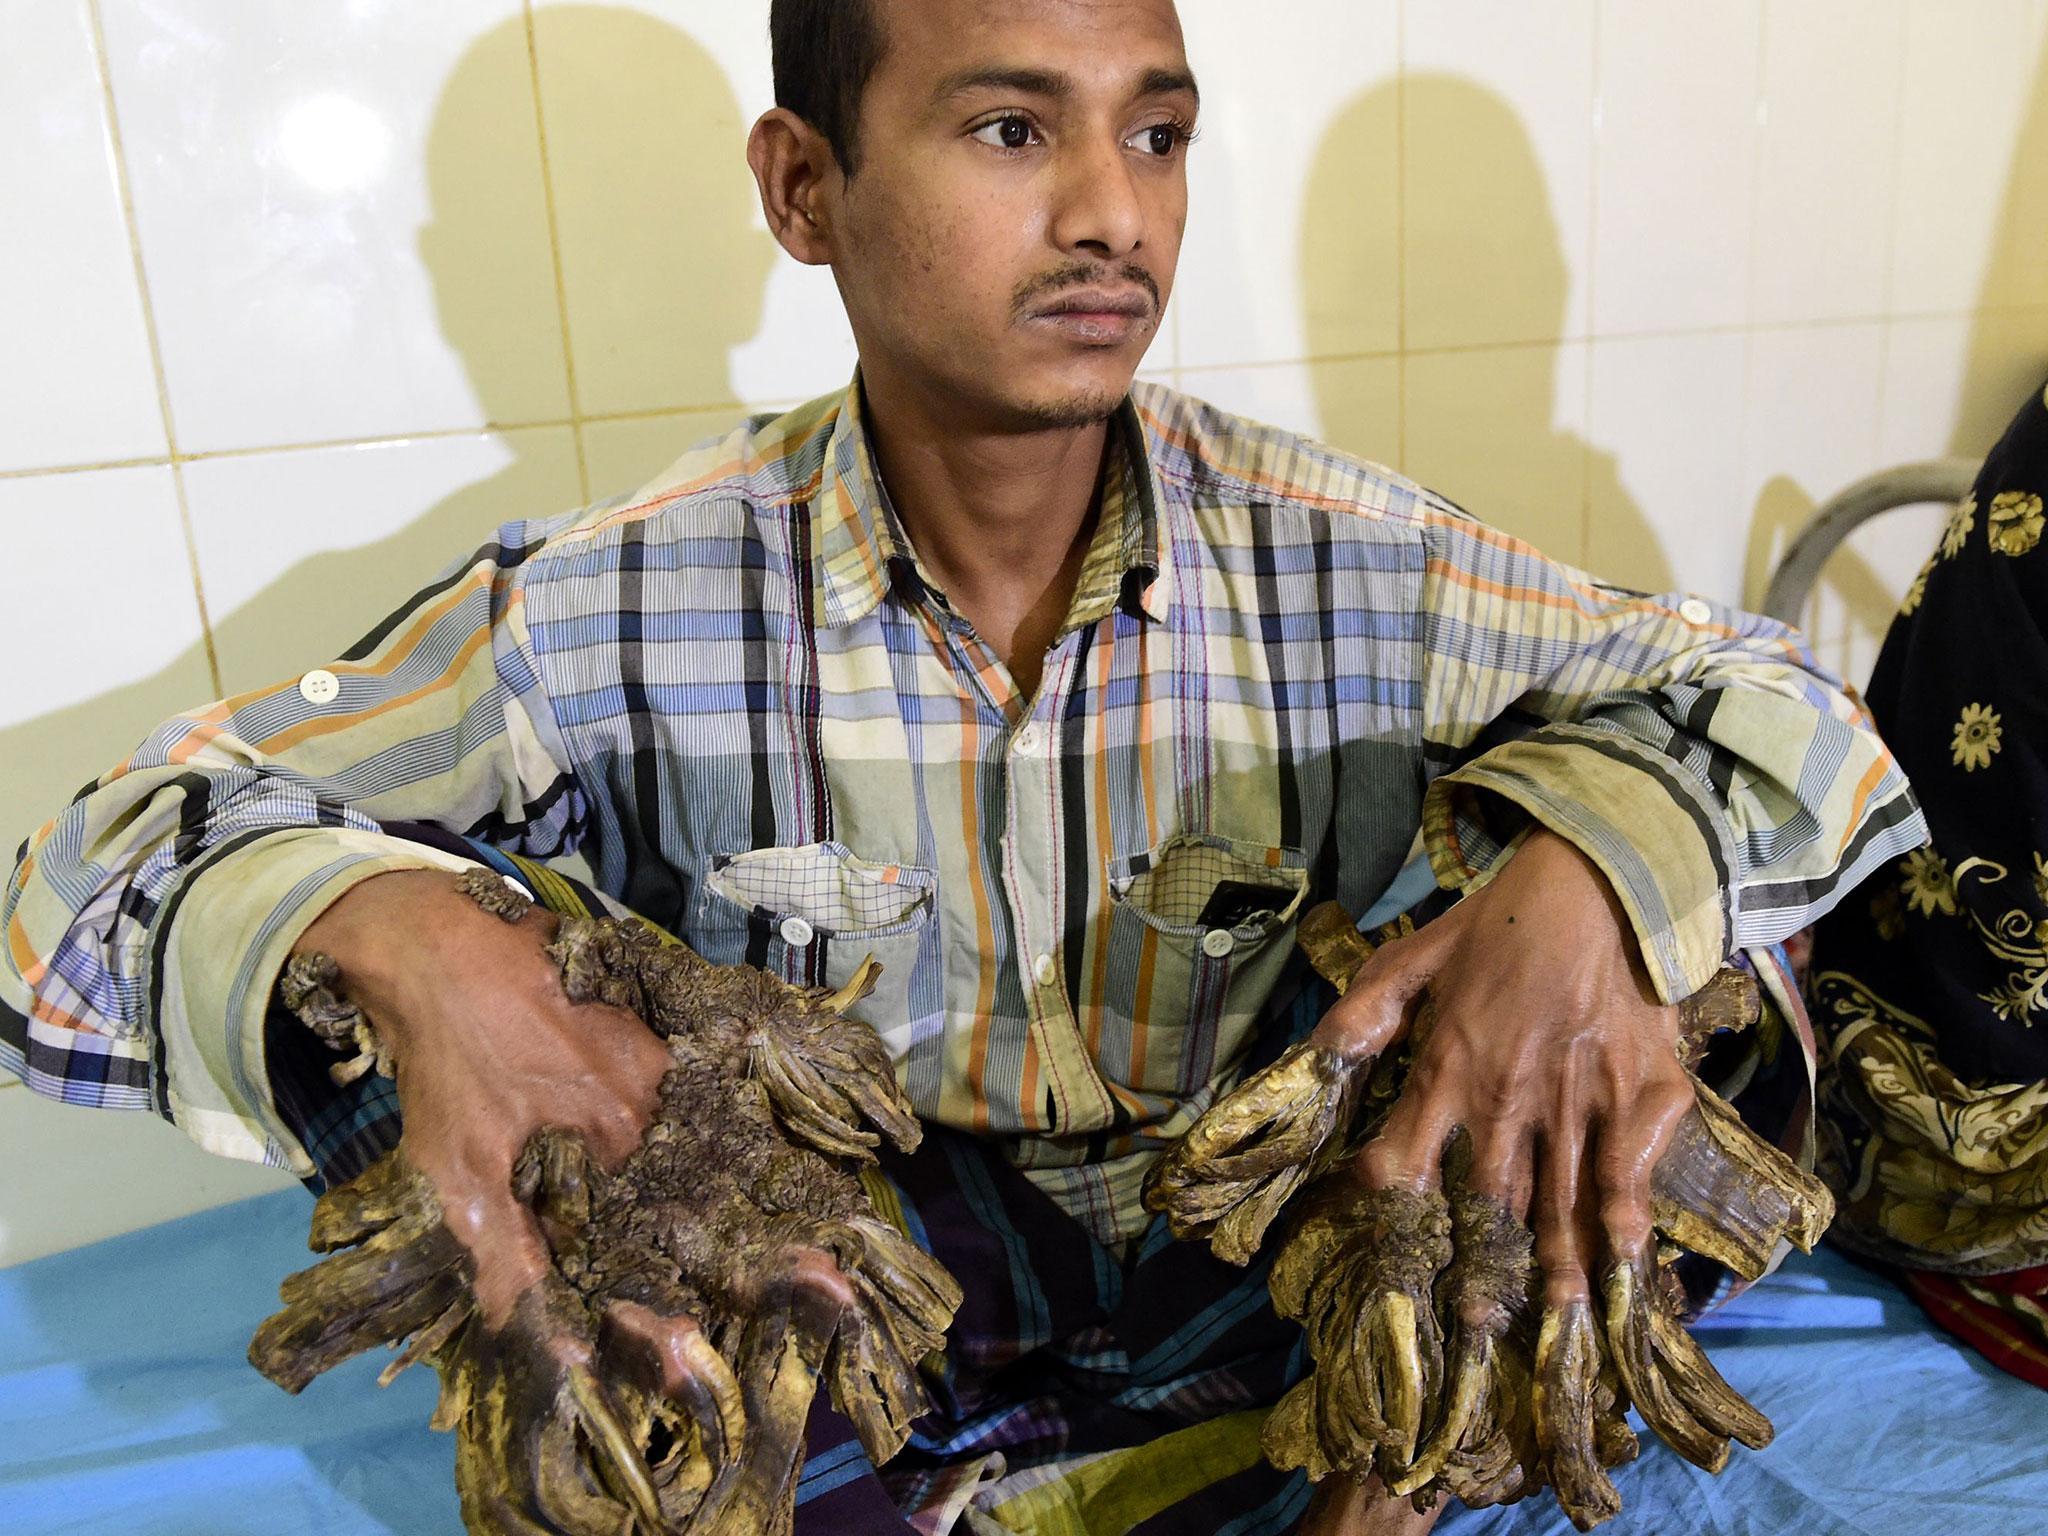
[1316,827,1699,1314]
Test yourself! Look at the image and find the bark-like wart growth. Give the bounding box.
[251,871,960,1536]
[1144,901,1835,1530]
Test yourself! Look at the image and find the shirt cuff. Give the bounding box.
[1420,724,1739,1002]
[146,828,481,1173]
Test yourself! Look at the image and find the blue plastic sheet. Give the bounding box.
[2,1188,2041,1534]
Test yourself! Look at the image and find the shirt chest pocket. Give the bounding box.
[698,841,937,1064]
[1105,834,1309,1098]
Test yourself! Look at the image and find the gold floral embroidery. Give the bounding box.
[1952,701,2003,770]
[1810,970,2048,1271]
[1901,557,1933,617]
[1955,857,2048,1027]
[1984,980,2040,1022]
[1940,495,1976,559]
[1898,847,1958,917]
[1988,491,2045,556]
[1870,884,1905,940]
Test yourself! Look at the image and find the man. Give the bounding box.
[1,0,1921,1531]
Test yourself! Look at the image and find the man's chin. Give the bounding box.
[998,365,1137,430]
[1007,390,1127,430]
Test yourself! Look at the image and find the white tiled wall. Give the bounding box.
[4,0,2046,1264]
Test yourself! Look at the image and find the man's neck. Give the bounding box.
[859,367,1114,703]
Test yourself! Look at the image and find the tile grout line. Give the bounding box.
[1735,0,1771,604]
[1581,0,1605,568]
[1175,304,2040,376]
[1393,0,1408,475]
[85,0,221,699]
[0,399,796,482]
[1871,0,1914,466]
[522,1,590,504]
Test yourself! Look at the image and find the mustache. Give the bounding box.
[1011,262,1161,320]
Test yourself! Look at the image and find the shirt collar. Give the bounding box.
[810,370,1171,630]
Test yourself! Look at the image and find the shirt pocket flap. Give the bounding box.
[1108,833,1309,943]
[705,841,935,939]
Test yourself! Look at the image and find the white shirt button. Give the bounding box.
[1678,597,1714,626]
[779,916,815,949]
[1013,722,1044,756]
[1033,952,1057,986]
[298,669,341,705]
[1201,928,1237,959]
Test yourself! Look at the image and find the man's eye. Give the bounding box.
[972,116,1039,151]
[1130,122,1193,157]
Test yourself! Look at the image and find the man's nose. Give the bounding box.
[1049,133,1145,260]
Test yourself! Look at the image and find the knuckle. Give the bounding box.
[1597,1057,1635,1103]
[1344,938,1410,999]
[1595,1113,1659,1171]
[1651,1077,1698,1127]
[1319,985,1377,1037]
[1542,1264,1593,1307]
[1471,1070,1524,1124]
[1349,924,1445,999]
[1599,1193,1652,1248]
[1319,983,1398,1053]
[1469,1127,1525,1187]
[1532,1173,1582,1232]
[1357,1135,1410,1188]
[1404,1050,1448,1098]
[1533,1217,1586,1273]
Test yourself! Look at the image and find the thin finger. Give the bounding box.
[451,1192,554,1332]
[1312,924,1446,1059]
[1355,1084,1460,1194]
[1466,1121,1536,1228]
[1532,1082,1598,1311]
[1593,1077,1695,1267]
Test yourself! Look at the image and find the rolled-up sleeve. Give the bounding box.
[1413,510,1927,1001]
[1,515,589,1173]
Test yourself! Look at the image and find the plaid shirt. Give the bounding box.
[2,376,1923,1243]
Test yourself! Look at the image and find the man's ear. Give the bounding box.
[747,108,840,267]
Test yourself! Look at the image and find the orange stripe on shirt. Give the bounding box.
[216,625,496,763]
[958,699,997,1135]
[1138,411,1377,515]
[1084,631,1117,1061]
[1128,924,1159,1089]
[1837,754,1892,860]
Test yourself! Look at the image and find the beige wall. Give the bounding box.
[4,0,2046,1265]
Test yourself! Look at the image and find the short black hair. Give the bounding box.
[770,0,887,177]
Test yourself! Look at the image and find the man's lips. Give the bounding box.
[1026,288,1154,344]
[1031,287,1154,321]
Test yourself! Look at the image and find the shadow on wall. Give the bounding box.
[1741,24,2048,632]
[1950,19,2048,460]
[0,6,773,866]
[1301,73,1673,592]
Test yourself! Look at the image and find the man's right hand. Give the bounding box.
[294,870,675,1329]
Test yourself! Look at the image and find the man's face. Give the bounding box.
[827,0,1196,431]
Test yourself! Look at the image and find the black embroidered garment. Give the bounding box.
[1807,378,2048,1383]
